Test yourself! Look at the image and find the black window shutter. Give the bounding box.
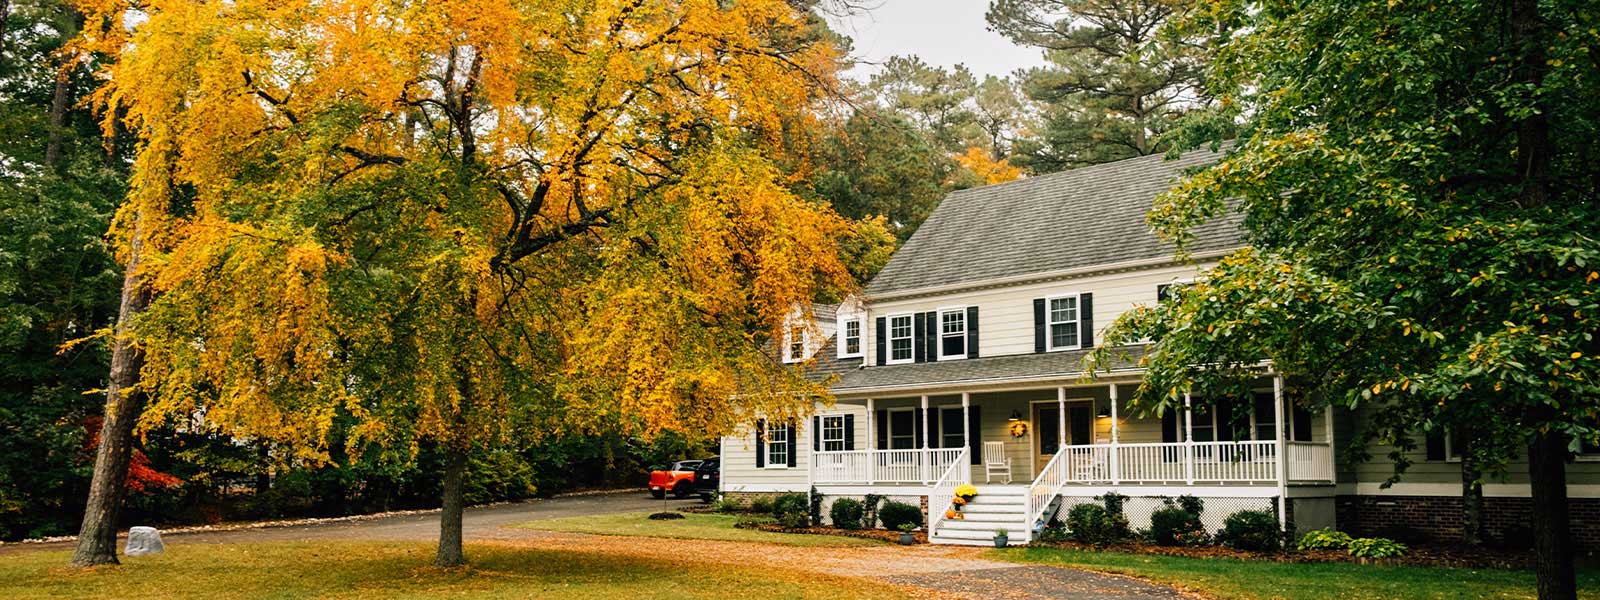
[1079,293,1095,349]
[787,419,798,467]
[968,406,982,465]
[966,306,979,358]
[1070,406,1092,445]
[844,414,856,450]
[755,419,766,468]
[912,313,926,363]
[1425,429,1447,461]
[1033,298,1046,353]
[926,407,938,446]
[913,409,924,448]
[1161,411,1178,443]
[924,311,938,361]
[875,317,887,365]
[875,409,888,450]
[1292,404,1314,442]
[1216,399,1236,441]
[813,416,822,451]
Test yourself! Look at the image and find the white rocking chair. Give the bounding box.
[983,441,1012,484]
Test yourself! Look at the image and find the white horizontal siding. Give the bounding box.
[720,401,869,492]
[864,262,1215,363]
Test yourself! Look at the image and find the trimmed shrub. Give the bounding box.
[1297,528,1354,551]
[1097,491,1128,515]
[1175,495,1204,516]
[830,498,865,530]
[1348,537,1408,559]
[1066,503,1130,546]
[748,497,773,514]
[1149,506,1203,546]
[1218,509,1281,551]
[879,501,923,532]
[771,493,810,528]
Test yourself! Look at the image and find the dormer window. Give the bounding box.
[1047,294,1080,350]
[785,325,805,362]
[939,308,967,359]
[839,319,862,358]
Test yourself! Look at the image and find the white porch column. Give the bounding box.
[961,392,971,482]
[1273,375,1289,531]
[1056,386,1067,448]
[866,398,876,485]
[1109,383,1120,485]
[1183,391,1195,485]
[961,392,971,451]
[920,394,930,484]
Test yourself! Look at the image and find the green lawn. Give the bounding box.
[990,546,1600,600]
[0,541,903,599]
[515,511,881,547]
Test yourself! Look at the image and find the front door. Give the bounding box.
[1033,402,1095,476]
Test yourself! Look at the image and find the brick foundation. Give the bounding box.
[1336,494,1600,548]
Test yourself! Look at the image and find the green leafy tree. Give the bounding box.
[812,107,957,243]
[1091,0,1599,596]
[0,0,131,541]
[867,56,981,154]
[988,0,1210,172]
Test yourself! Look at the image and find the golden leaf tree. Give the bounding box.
[73,0,861,567]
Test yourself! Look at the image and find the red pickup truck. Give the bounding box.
[648,460,702,499]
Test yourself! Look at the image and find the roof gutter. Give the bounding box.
[865,247,1242,303]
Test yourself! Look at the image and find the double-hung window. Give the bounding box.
[888,409,915,449]
[786,325,805,362]
[840,319,862,357]
[887,314,914,364]
[939,407,965,449]
[820,415,846,451]
[765,422,790,467]
[1047,295,1081,350]
[939,309,966,359]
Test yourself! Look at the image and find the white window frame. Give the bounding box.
[820,414,847,452]
[887,407,916,450]
[937,307,967,360]
[886,313,914,365]
[1044,293,1083,352]
[784,324,806,363]
[764,421,791,469]
[838,319,862,358]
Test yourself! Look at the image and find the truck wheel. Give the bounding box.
[674,484,693,498]
[651,489,666,499]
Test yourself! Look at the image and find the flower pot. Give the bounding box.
[899,532,915,545]
[993,534,1008,548]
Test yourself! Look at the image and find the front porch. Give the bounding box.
[809,376,1336,545]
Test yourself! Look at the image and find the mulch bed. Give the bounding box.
[736,522,927,544]
[1029,539,1536,570]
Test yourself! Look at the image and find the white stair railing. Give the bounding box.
[924,447,970,539]
[1025,447,1070,540]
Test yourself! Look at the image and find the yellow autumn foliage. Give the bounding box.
[79,0,856,463]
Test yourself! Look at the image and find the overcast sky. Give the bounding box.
[828,0,1048,81]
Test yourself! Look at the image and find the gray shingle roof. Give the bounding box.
[829,345,1150,394]
[865,148,1243,296]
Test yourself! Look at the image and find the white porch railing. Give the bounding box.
[925,447,970,539]
[1026,447,1071,536]
[811,448,966,485]
[1287,441,1335,482]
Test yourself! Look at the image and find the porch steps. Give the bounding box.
[929,485,1031,546]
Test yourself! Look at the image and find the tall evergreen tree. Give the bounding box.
[988,0,1209,172]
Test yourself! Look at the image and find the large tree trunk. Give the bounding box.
[44,65,72,167]
[1529,430,1575,600]
[70,220,151,567]
[1459,428,1484,546]
[434,446,468,567]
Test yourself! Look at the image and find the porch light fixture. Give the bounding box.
[1097,402,1110,418]
[1008,409,1022,422]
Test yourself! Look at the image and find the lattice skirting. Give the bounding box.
[1053,494,1278,533]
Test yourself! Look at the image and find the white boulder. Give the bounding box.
[124,526,165,556]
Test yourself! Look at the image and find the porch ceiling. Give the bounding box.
[830,345,1151,397]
